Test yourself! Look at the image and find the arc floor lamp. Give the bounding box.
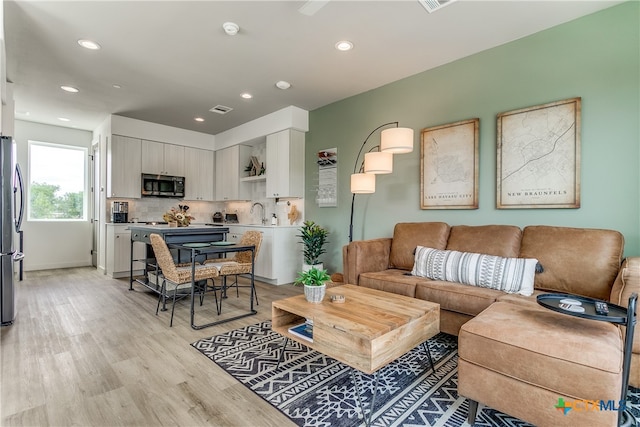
[349,122,414,242]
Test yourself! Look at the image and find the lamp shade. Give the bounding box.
[380,127,414,153]
[350,173,375,194]
[364,151,393,174]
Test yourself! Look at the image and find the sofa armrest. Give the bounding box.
[610,257,640,355]
[611,257,640,306]
[342,238,392,285]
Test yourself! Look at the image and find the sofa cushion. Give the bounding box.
[459,302,623,400]
[389,222,450,270]
[520,226,624,300]
[446,224,522,258]
[412,246,537,296]
[359,269,417,297]
[415,279,500,316]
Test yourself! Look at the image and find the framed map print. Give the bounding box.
[420,118,479,209]
[497,97,581,209]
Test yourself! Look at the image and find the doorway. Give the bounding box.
[91,142,100,267]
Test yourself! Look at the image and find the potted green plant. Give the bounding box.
[295,267,331,303]
[298,220,329,271]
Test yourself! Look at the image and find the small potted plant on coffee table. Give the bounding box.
[298,221,329,271]
[295,267,331,303]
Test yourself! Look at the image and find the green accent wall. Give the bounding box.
[304,2,640,273]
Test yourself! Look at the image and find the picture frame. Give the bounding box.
[496,97,581,209]
[420,118,479,209]
[316,148,337,207]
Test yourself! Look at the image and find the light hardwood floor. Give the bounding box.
[1,267,303,426]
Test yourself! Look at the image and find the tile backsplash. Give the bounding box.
[107,197,304,226]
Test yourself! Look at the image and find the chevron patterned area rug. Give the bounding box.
[191,321,639,427]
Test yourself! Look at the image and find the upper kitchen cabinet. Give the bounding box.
[107,135,141,198]
[215,145,251,201]
[141,139,184,176]
[184,147,215,201]
[266,129,305,198]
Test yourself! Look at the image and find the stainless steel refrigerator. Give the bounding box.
[1,135,25,326]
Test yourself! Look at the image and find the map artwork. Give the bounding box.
[421,119,479,209]
[497,98,581,209]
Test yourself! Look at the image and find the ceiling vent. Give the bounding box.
[209,105,233,115]
[418,0,456,13]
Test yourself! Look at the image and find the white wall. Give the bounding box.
[93,116,110,272]
[14,120,93,271]
[0,1,12,136]
[110,115,214,149]
[1,82,14,136]
[214,106,309,150]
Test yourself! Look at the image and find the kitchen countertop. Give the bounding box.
[126,224,227,231]
[127,223,229,244]
[223,223,300,228]
[107,222,301,228]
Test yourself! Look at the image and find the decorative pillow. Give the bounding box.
[411,246,537,296]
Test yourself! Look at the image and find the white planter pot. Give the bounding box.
[304,284,326,303]
[302,263,323,272]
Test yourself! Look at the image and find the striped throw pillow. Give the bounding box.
[411,246,537,296]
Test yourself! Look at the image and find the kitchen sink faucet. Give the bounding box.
[250,202,267,225]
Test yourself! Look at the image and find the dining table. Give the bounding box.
[169,240,257,330]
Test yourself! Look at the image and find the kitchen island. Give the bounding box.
[128,224,229,292]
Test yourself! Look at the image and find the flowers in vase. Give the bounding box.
[163,204,195,227]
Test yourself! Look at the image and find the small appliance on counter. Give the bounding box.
[111,201,129,223]
[212,212,223,223]
[225,213,239,223]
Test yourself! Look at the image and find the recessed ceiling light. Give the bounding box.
[276,80,291,90]
[61,85,79,93]
[112,84,121,89]
[77,39,101,50]
[58,117,71,122]
[241,93,253,99]
[194,117,205,122]
[223,22,240,36]
[335,40,353,51]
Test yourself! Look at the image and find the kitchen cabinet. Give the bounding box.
[106,225,146,278]
[225,225,300,285]
[141,139,184,176]
[183,147,215,201]
[107,135,142,198]
[266,129,304,198]
[215,145,251,201]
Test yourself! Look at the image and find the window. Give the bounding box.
[28,141,88,220]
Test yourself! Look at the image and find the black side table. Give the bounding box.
[537,293,638,427]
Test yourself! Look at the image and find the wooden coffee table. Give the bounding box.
[272,284,440,424]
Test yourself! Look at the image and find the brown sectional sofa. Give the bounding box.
[342,222,639,389]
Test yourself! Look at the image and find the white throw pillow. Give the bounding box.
[411,246,537,296]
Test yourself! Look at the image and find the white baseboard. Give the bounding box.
[25,261,93,272]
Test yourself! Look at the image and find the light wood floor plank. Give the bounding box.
[1,267,302,426]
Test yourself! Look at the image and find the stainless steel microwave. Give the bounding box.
[141,174,185,198]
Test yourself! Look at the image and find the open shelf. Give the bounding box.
[240,175,266,182]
